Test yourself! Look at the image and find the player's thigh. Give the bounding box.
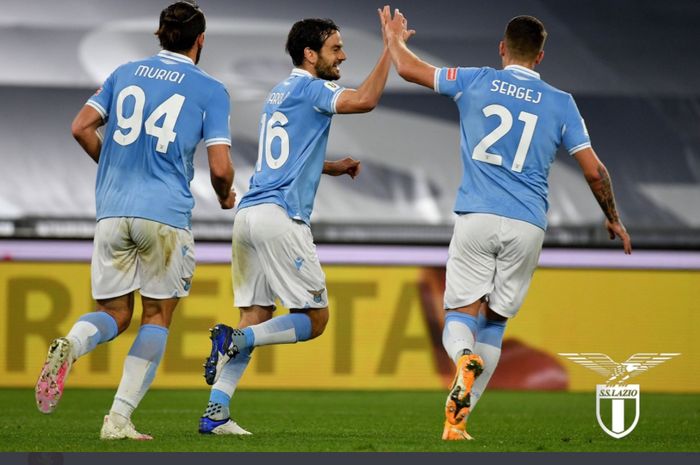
[129,218,195,299]
[444,213,500,310]
[91,217,140,300]
[232,208,276,308]
[249,204,327,310]
[490,218,544,318]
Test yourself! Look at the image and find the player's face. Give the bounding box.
[315,31,346,81]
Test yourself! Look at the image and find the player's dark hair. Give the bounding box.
[504,15,547,60]
[285,18,340,66]
[155,1,206,53]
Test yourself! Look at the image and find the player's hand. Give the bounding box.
[326,157,362,178]
[605,219,632,254]
[219,189,236,210]
[378,5,390,47]
[383,8,416,43]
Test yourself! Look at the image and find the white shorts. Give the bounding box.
[91,217,195,300]
[232,203,327,309]
[444,213,544,318]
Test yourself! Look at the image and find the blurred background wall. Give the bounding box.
[0,0,698,392]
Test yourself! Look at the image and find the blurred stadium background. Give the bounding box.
[0,0,698,408]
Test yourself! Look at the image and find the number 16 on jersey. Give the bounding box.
[256,111,290,171]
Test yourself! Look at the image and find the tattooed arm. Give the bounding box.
[574,147,632,254]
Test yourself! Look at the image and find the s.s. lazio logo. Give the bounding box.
[559,353,680,439]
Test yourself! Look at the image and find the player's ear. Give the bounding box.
[303,47,317,65]
[197,33,205,47]
[498,40,506,57]
[534,49,544,65]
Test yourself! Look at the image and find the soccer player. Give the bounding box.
[382,10,632,440]
[198,9,402,435]
[35,1,235,440]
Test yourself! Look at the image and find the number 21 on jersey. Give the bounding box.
[256,111,290,171]
[472,104,538,173]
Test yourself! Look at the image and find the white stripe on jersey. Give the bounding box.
[568,142,592,155]
[86,100,107,119]
[330,89,345,114]
[205,137,231,147]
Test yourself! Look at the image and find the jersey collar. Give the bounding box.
[504,64,540,79]
[291,68,312,77]
[157,50,194,65]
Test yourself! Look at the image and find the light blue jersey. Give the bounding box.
[435,65,591,230]
[237,68,345,224]
[87,50,231,230]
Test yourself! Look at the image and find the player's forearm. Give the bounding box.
[387,35,421,84]
[71,107,104,163]
[353,48,391,111]
[586,164,622,223]
[322,160,337,176]
[73,129,102,163]
[210,168,233,201]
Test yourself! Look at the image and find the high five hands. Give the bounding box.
[379,5,416,43]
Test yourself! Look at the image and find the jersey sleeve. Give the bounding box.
[86,71,116,120]
[562,94,592,155]
[434,67,480,98]
[203,83,232,147]
[304,79,346,115]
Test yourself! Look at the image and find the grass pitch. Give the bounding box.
[0,388,698,452]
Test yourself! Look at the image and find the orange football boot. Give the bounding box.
[442,352,484,440]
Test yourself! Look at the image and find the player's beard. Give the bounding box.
[195,43,203,64]
[315,55,341,81]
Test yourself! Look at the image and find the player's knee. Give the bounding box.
[485,306,508,322]
[109,311,132,335]
[308,308,329,339]
[239,306,274,328]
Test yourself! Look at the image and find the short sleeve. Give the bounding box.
[562,94,591,155]
[203,83,232,147]
[304,79,346,115]
[86,72,116,120]
[434,67,480,99]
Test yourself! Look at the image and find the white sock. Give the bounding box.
[248,313,312,346]
[213,348,252,397]
[442,312,479,363]
[470,319,506,412]
[470,342,501,411]
[110,324,168,423]
[66,321,99,359]
[66,312,118,359]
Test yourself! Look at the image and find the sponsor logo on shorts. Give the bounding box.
[559,352,680,438]
[181,276,192,292]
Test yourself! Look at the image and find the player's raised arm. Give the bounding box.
[334,6,394,114]
[382,8,434,89]
[71,105,104,163]
[574,147,632,254]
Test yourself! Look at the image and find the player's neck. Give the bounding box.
[299,63,319,78]
[501,58,536,70]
